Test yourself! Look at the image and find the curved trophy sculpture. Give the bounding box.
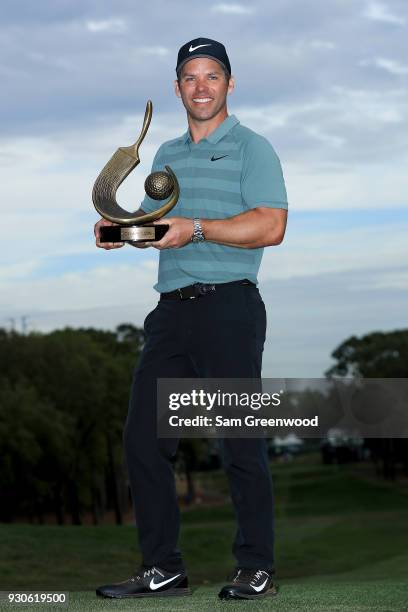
[92,100,179,243]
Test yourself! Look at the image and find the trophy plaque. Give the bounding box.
[92,100,179,243]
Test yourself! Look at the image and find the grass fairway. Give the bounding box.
[19,581,402,612]
[1,457,408,610]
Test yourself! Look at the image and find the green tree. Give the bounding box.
[0,325,144,524]
[325,329,408,378]
[325,329,408,479]
[0,378,73,523]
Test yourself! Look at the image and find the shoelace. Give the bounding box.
[129,566,164,582]
[250,569,267,586]
[232,568,269,585]
[143,567,165,579]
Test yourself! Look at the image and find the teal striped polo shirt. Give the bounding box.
[141,114,288,293]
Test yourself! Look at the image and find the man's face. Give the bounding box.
[175,57,234,122]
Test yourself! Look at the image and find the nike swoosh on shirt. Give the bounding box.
[189,44,212,52]
[211,154,228,161]
[251,578,268,593]
[149,574,181,590]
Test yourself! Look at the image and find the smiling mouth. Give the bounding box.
[192,97,213,103]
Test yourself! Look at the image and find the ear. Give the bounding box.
[227,76,235,95]
[174,80,181,98]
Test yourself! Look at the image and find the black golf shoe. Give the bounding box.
[96,565,191,598]
[218,567,277,600]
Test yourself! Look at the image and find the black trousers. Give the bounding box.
[123,282,274,572]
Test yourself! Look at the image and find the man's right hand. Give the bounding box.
[94,218,151,249]
[94,218,124,250]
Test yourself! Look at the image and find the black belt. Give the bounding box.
[160,279,255,301]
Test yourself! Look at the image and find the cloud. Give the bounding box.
[140,46,170,57]
[85,18,127,33]
[1,0,408,377]
[363,1,405,25]
[360,57,408,76]
[0,260,40,283]
[211,3,255,15]
[259,220,408,283]
[304,125,345,148]
[0,261,158,325]
[309,40,336,50]
[2,262,407,378]
[261,267,408,376]
[236,84,408,178]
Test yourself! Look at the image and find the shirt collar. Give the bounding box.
[183,114,239,145]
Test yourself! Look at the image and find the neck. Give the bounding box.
[187,108,229,144]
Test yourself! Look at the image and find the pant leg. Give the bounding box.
[188,284,274,570]
[217,437,274,570]
[123,300,196,571]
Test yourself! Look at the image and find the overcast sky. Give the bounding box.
[1,0,407,376]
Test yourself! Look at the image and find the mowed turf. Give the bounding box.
[8,581,403,612]
[1,457,408,611]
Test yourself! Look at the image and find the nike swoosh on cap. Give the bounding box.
[189,43,212,52]
[251,578,268,593]
[211,155,228,161]
[149,574,181,591]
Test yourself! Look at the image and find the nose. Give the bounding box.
[194,77,209,94]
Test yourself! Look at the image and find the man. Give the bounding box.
[95,37,288,601]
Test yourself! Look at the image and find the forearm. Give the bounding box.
[201,208,286,249]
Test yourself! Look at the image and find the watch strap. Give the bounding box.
[191,218,205,242]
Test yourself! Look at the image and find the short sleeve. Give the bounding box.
[140,145,165,213]
[241,136,288,210]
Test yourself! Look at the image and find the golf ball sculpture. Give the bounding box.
[145,171,174,201]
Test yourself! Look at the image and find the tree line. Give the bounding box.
[0,325,144,525]
[0,326,407,524]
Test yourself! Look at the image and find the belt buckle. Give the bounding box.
[195,283,216,297]
[178,286,197,300]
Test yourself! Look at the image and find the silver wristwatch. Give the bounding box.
[191,218,205,243]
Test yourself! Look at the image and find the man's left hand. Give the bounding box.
[151,217,193,249]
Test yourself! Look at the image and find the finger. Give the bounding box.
[151,237,170,248]
[94,221,109,239]
[98,241,123,249]
[153,219,172,226]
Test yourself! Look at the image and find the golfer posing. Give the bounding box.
[94,37,288,601]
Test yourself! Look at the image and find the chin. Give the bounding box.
[189,106,219,121]
[193,111,213,121]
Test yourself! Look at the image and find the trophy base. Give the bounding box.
[100,224,169,244]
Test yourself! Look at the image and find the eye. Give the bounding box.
[208,75,218,80]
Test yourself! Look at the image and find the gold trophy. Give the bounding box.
[92,100,179,243]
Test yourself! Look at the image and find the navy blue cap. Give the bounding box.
[176,37,231,76]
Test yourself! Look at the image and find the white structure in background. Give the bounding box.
[272,433,304,459]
